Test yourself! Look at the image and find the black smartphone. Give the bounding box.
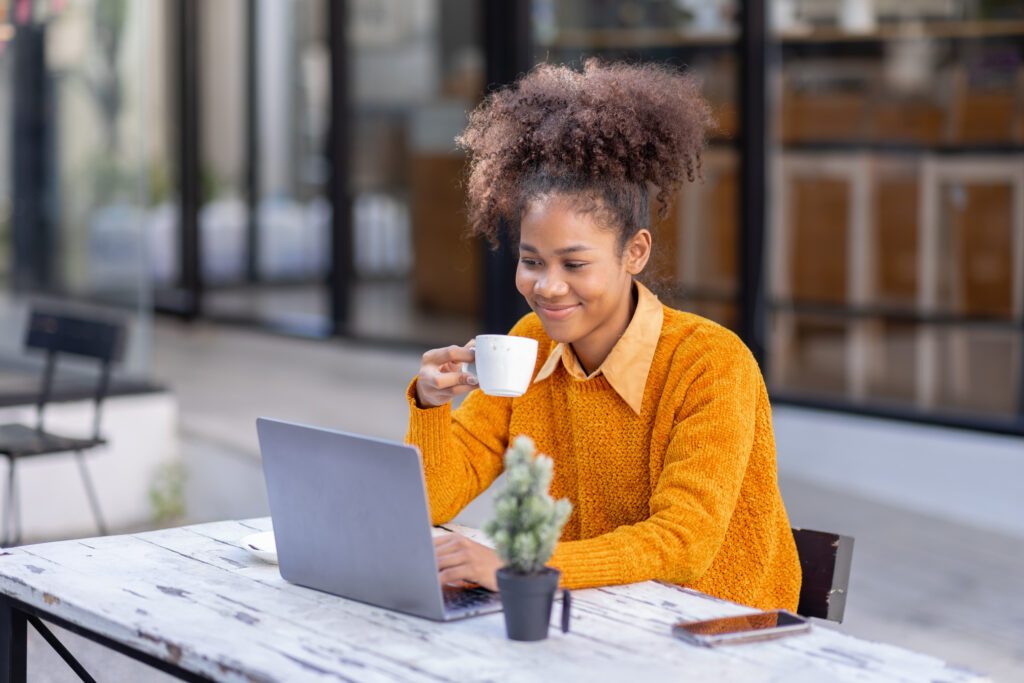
[671,609,811,647]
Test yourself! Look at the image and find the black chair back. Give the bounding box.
[792,527,854,622]
[25,311,125,362]
[24,310,127,439]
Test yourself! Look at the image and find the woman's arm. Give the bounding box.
[548,338,761,588]
[407,316,544,524]
[406,379,512,524]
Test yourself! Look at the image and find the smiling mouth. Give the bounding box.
[535,302,579,320]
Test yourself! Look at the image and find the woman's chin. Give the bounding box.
[537,320,576,344]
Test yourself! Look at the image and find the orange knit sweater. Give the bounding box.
[406,307,801,611]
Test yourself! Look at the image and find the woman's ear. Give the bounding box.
[625,229,653,275]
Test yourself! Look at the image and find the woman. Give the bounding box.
[407,60,801,611]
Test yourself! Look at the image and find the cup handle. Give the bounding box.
[462,362,477,380]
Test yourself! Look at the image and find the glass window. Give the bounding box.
[347,0,483,344]
[194,0,333,336]
[0,0,155,376]
[768,0,1024,422]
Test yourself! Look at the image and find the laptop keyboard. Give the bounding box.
[442,584,499,613]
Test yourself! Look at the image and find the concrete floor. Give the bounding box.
[20,319,1024,682]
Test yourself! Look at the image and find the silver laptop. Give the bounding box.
[255,417,502,621]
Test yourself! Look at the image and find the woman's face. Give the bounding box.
[515,196,651,371]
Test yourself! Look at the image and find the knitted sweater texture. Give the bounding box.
[406,307,801,611]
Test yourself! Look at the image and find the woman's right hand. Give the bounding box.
[415,341,478,408]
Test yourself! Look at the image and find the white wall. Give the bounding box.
[774,405,1024,540]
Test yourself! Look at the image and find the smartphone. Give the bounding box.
[671,609,810,647]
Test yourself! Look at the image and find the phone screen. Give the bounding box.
[675,610,806,636]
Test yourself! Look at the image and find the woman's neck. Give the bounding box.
[571,281,639,375]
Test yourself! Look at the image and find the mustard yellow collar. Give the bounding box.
[533,281,663,414]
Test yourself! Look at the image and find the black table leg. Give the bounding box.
[0,597,27,683]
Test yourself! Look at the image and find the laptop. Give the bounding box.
[255,417,503,621]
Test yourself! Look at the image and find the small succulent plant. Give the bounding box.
[484,435,572,575]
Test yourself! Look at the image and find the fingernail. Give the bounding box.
[467,375,478,385]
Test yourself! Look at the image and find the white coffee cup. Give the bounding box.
[463,334,539,397]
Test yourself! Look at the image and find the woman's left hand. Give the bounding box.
[434,533,502,592]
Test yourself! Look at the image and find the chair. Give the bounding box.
[792,527,855,622]
[0,309,126,546]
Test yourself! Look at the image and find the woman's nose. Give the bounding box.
[534,271,569,297]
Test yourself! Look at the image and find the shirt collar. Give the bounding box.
[533,281,663,414]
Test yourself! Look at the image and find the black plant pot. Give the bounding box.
[496,567,560,641]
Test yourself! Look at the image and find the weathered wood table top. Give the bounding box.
[0,518,987,682]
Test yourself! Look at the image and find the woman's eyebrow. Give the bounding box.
[518,243,593,255]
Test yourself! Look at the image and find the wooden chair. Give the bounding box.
[792,527,854,622]
[0,310,126,546]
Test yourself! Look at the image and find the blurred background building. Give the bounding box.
[1,0,1023,677]
[2,0,1022,425]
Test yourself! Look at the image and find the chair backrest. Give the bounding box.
[792,527,854,623]
[24,309,127,439]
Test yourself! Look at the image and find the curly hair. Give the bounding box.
[457,58,714,249]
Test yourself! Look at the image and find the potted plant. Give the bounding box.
[484,435,572,641]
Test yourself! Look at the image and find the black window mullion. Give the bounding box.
[177,0,202,319]
[245,0,261,284]
[738,0,769,370]
[327,0,353,335]
[11,22,54,294]
[481,0,533,334]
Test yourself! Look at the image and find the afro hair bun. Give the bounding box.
[457,58,714,244]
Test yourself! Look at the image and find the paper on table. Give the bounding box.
[240,531,278,564]
[433,523,495,548]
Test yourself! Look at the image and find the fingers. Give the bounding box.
[433,534,500,592]
[436,542,480,586]
[438,341,475,375]
[422,344,475,367]
[417,368,476,407]
[433,533,461,558]
[415,344,479,409]
[432,371,477,391]
[438,567,478,588]
[416,343,479,408]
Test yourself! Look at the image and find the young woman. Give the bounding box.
[407,60,801,611]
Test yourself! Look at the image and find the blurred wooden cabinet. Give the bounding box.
[779,63,1024,147]
[410,154,481,318]
[770,17,1024,415]
[771,151,1024,413]
[663,148,739,329]
[771,153,873,398]
[917,157,1024,411]
[949,65,1023,145]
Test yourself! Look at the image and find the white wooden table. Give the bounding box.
[0,518,988,682]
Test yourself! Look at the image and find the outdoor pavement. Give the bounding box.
[21,318,1024,682]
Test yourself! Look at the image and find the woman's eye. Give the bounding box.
[564,262,587,270]
[519,257,540,267]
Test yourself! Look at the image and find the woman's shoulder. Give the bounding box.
[658,305,755,367]
[654,306,765,408]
